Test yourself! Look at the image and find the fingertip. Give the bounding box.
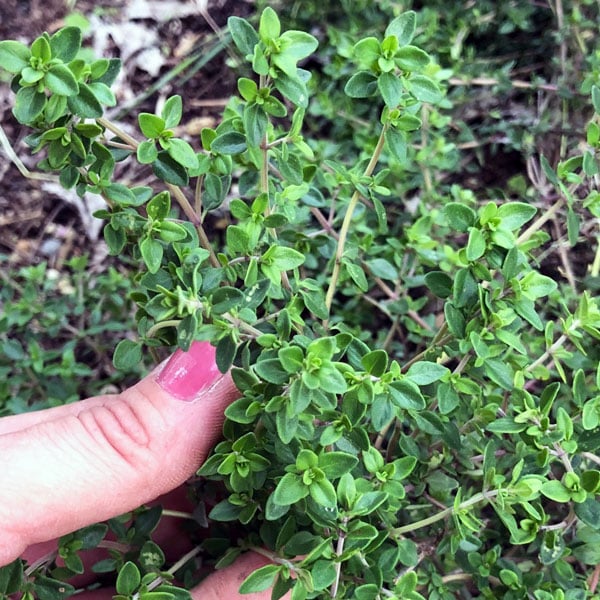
[190,552,291,600]
[155,341,224,402]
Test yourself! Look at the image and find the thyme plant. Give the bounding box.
[1,6,600,599]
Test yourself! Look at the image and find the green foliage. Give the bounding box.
[0,256,144,415]
[3,2,600,599]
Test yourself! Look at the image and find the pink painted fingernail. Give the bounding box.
[157,341,222,401]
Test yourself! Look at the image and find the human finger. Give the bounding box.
[0,341,238,566]
[190,551,292,600]
[46,552,290,600]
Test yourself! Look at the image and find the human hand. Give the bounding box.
[0,341,284,599]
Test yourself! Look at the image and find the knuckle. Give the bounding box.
[76,395,164,476]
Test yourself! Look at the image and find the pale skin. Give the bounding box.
[0,344,289,599]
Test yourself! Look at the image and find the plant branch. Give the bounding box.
[0,123,59,182]
[330,524,347,598]
[96,117,219,267]
[525,331,569,373]
[516,198,562,245]
[391,489,500,536]
[324,121,390,312]
[132,545,203,600]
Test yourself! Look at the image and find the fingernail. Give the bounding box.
[157,341,222,401]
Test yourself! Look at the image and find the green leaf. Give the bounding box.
[216,335,236,372]
[95,58,121,86]
[319,452,359,479]
[309,477,337,508]
[378,72,403,107]
[158,221,188,243]
[13,86,46,123]
[366,258,398,281]
[239,564,281,594]
[575,498,600,529]
[104,183,136,205]
[424,271,453,298]
[78,523,108,549]
[514,296,543,330]
[0,40,31,73]
[137,140,159,164]
[21,66,44,84]
[581,470,600,494]
[395,45,430,71]
[59,165,80,189]
[238,77,257,101]
[484,359,514,390]
[259,6,281,42]
[345,71,378,98]
[310,560,337,591]
[116,561,141,596]
[49,27,82,62]
[592,85,600,114]
[497,202,537,230]
[89,58,109,80]
[386,11,417,46]
[0,559,23,595]
[396,538,418,567]
[139,113,166,139]
[75,122,103,138]
[565,207,579,248]
[264,245,305,270]
[541,154,560,186]
[255,358,290,384]
[385,127,407,162]
[44,94,68,123]
[152,151,189,186]
[147,191,171,220]
[211,131,247,154]
[243,103,268,147]
[541,480,571,503]
[113,340,143,371]
[228,16,259,55]
[406,361,449,385]
[278,30,318,62]
[212,287,244,313]
[361,349,388,377]
[445,202,476,231]
[345,261,368,291]
[394,113,422,131]
[34,576,75,600]
[140,237,163,273]
[274,72,310,107]
[162,94,183,129]
[301,287,329,320]
[353,37,380,67]
[67,82,103,118]
[167,138,199,170]
[31,35,51,62]
[406,74,442,103]
[273,472,308,505]
[317,365,348,394]
[104,223,126,254]
[279,345,304,372]
[87,82,116,106]
[466,227,486,261]
[520,271,557,300]
[204,172,228,209]
[389,380,426,410]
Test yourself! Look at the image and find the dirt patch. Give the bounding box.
[0,0,251,268]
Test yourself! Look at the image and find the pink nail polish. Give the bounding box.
[157,341,222,401]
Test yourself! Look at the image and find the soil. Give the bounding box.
[0,0,251,268]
